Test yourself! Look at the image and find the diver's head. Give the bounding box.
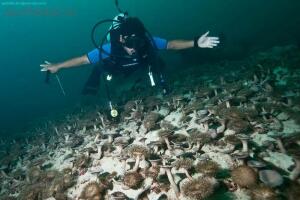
[119,34,147,55]
[119,17,146,38]
[117,17,148,55]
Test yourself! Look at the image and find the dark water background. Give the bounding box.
[1,0,300,138]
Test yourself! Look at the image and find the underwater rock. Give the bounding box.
[259,170,283,188]
[262,151,294,173]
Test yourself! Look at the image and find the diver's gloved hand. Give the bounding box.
[40,61,60,73]
[197,31,220,48]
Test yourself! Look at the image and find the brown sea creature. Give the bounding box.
[79,181,102,200]
[123,171,144,189]
[158,129,174,150]
[231,165,257,188]
[48,177,65,197]
[26,167,42,183]
[144,96,162,111]
[188,130,211,151]
[143,112,162,131]
[172,95,187,108]
[183,101,204,115]
[195,160,220,177]
[181,176,216,200]
[224,135,241,146]
[231,151,249,165]
[147,156,161,179]
[103,131,118,144]
[63,173,75,189]
[74,154,90,169]
[43,170,59,182]
[62,167,73,175]
[160,120,176,131]
[131,109,144,121]
[195,87,214,99]
[114,137,130,153]
[124,100,136,113]
[216,107,246,120]
[173,158,193,180]
[127,145,149,171]
[19,184,42,200]
[223,82,243,94]
[227,119,252,134]
[68,134,84,148]
[147,141,164,154]
[236,88,255,100]
[171,134,187,145]
[102,142,114,155]
[250,185,278,200]
[145,166,160,179]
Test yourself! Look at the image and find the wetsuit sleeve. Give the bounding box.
[86,43,111,64]
[152,37,168,50]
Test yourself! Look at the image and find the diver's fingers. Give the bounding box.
[210,39,220,43]
[209,43,219,47]
[207,43,217,48]
[40,64,49,72]
[210,42,218,45]
[40,66,48,71]
[45,61,51,64]
[209,37,219,40]
[210,41,220,45]
[209,37,220,41]
[209,38,220,43]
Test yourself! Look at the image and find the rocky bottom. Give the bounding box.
[0,45,300,200]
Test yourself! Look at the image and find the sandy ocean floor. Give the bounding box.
[1,45,300,200]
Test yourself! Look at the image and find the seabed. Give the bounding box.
[1,45,300,200]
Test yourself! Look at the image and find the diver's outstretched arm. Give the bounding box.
[167,31,219,50]
[40,55,90,73]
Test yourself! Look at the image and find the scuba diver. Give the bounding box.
[40,10,219,117]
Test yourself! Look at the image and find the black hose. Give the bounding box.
[115,0,124,14]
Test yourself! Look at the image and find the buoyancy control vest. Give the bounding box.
[101,27,156,76]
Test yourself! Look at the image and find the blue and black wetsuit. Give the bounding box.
[87,37,168,64]
[82,37,168,95]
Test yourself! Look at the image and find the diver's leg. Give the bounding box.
[82,64,103,95]
[151,56,170,94]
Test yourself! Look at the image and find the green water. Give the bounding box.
[0,0,300,138]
